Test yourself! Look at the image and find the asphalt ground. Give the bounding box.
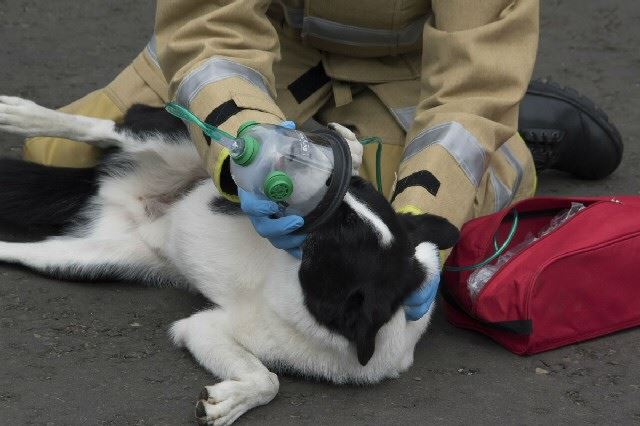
[1,1,639,424]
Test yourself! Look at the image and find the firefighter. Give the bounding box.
[22,1,622,319]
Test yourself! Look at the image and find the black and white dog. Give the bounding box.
[0,95,458,425]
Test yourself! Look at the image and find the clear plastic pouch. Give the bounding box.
[467,203,586,300]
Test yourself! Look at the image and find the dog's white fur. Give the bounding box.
[0,96,437,425]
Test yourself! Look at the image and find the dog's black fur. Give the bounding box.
[115,104,188,137]
[0,104,188,230]
[300,177,459,365]
[0,104,459,366]
[209,197,243,215]
[0,105,189,229]
[0,158,98,228]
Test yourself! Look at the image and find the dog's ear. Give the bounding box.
[344,290,381,366]
[398,213,460,250]
[355,319,378,366]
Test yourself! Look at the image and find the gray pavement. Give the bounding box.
[1,1,639,424]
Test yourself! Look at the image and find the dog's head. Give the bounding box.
[299,176,459,366]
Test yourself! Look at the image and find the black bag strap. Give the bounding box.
[440,282,533,335]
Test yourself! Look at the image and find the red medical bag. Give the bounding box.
[442,196,640,355]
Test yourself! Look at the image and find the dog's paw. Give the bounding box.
[328,123,363,175]
[0,96,52,136]
[196,373,279,425]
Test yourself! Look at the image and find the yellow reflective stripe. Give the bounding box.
[213,148,240,203]
[396,204,423,215]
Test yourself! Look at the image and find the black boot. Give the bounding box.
[519,79,623,180]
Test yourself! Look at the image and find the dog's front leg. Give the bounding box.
[170,308,279,426]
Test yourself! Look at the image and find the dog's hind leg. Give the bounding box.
[0,236,177,285]
[170,309,279,426]
[0,95,132,149]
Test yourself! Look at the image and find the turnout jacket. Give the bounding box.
[154,0,539,228]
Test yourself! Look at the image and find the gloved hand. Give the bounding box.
[403,272,441,321]
[237,120,306,259]
[238,188,306,258]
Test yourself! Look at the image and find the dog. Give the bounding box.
[0,95,458,425]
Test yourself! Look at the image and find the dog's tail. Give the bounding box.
[0,158,98,228]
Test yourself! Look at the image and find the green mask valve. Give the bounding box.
[264,171,294,201]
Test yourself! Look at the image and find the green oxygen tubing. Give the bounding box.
[165,102,249,159]
[443,209,520,272]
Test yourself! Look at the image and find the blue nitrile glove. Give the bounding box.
[237,119,306,259]
[280,120,296,130]
[238,188,306,258]
[404,272,441,321]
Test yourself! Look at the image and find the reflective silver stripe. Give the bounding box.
[302,16,427,47]
[391,106,416,132]
[499,144,523,197]
[489,167,513,211]
[402,122,488,187]
[176,58,271,107]
[145,35,160,69]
